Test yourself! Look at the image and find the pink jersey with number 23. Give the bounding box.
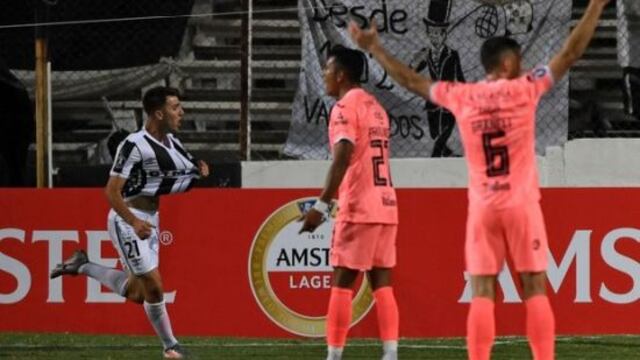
[328,88,398,224]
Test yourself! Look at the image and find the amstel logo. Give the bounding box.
[248,197,373,337]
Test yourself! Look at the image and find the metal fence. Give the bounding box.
[285,0,573,159]
[569,0,640,138]
[0,0,636,185]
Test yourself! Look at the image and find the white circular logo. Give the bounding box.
[248,197,373,337]
[159,231,173,245]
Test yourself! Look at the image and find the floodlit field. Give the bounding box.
[1,333,638,359]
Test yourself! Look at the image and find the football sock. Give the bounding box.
[326,287,353,348]
[373,286,399,343]
[326,346,344,360]
[526,295,555,360]
[467,297,495,360]
[144,300,179,350]
[78,263,129,296]
[383,340,398,353]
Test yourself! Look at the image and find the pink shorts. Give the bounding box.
[465,202,548,275]
[330,222,397,271]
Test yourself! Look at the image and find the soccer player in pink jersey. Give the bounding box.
[299,45,399,360]
[350,1,610,359]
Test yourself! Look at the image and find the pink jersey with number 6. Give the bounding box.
[328,88,398,224]
[430,66,554,209]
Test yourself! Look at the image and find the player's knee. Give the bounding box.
[144,289,164,303]
[473,287,495,299]
[128,292,145,304]
[128,286,146,304]
[333,268,359,289]
[139,276,164,302]
[471,276,496,298]
[334,277,356,289]
[520,272,547,299]
[367,269,392,290]
[144,281,164,302]
[522,281,546,299]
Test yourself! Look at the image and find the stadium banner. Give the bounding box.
[0,189,638,337]
[284,0,570,159]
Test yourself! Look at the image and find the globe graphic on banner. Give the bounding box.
[475,5,499,38]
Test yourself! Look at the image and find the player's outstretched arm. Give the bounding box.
[349,21,433,99]
[548,0,610,81]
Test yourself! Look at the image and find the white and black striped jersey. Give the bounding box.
[110,129,200,200]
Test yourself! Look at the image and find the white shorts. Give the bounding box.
[107,208,160,276]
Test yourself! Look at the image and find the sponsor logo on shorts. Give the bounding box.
[532,238,540,250]
[248,197,373,337]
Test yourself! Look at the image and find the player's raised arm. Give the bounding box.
[349,21,433,99]
[548,0,610,81]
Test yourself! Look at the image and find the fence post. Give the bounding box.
[35,2,50,188]
[240,0,252,161]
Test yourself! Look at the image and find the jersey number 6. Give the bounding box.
[482,131,510,177]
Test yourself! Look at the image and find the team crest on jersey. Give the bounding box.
[248,197,373,337]
[335,112,348,125]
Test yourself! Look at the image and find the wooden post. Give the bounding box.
[35,37,49,188]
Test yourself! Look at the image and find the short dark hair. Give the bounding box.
[328,45,366,84]
[480,37,521,73]
[142,86,181,116]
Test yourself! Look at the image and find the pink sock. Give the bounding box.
[466,297,495,360]
[373,286,399,341]
[526,295,555,360]
[326,287,353,347]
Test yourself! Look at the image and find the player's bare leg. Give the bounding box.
[520,272,555,360]
[325,267,359,360]
[50,252,181,358]
[367,268,399,360]
[122,274,145,303]
[467,275,497,360]
[333,267,360,288]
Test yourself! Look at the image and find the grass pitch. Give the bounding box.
[0,333,638,359]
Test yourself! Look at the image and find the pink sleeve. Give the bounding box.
[429,81,461,110]
[329,102,358,145]
[526,66,554,100]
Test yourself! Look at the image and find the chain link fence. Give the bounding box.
[0,0,254,185]
[284,0,573,159]
[0,0,635,184]
[569,0,640,138]
[0,0,196,171]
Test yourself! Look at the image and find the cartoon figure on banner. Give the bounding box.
[410,0,465,157]
[475,0,534,38]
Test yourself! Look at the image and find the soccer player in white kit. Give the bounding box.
[51,86,209,359]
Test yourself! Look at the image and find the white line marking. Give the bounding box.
[3,335,631,350]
